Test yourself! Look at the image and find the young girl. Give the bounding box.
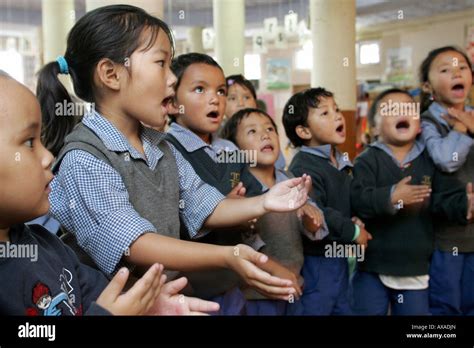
[419,46,474,315]
[37,5,311,304]
[224,74,287,170]
[222,108,327,315]
[0,71,219,316]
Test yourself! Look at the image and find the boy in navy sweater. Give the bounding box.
[283,88,371,315]
[351,88,474,315]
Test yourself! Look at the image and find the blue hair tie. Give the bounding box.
[56,56,69,75]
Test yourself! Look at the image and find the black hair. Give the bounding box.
[168,52,223,122]
[226,74,257,101]
[36,4,174,156]
[221,107,278,146]
[368,88,413,129]
[419,46,472,113]
[282,87,333,147]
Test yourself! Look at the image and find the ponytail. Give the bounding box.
[36,61,80,157]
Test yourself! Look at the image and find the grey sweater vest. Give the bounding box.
[243,211,304,300]
[422,110,474,252]
[53,123,181,278]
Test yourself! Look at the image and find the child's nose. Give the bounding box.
[209,92,219,104]
[452,67,462,78]
[167,70,177,88]
[41,144,54,170]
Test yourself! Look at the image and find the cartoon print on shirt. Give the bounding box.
[26,268,77,316]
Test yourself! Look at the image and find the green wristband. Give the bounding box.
[352,224,360,241]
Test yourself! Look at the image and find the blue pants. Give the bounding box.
[210,287,246,315]
[299,256,352,315]
[351,270,430,315]
[245,299,287,315]
[429,249,474,316]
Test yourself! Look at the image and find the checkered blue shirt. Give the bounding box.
[49,113,225,275]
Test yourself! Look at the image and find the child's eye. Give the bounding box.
[217,89,226,96]
[460,65,468,70]
[195,87,204,94]
[440,69,448,73]
[244,96,251,100]
[24,138,34,148]
[336,108,341,113]
[267,127,275,132]
[322,111,328,116]
[155,60,165,67]
[228,96,236,101]
[247,129,256,135]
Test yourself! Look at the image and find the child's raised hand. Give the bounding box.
[263,174,311,213]
[391,176,432,207]
[227,182,246,199]
[96,263,164,315]
[444,108,474,134]
[225,244,296,299]
[147,276,220,315]
[355,226,372,249]
[297,203,323,233]
[466,182,474,221]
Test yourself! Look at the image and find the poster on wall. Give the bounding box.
[266,58,291,90]
[384,47,413,86]
[466,24,474,64]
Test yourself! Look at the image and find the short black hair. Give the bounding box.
[226,74,257,100]
[221,107,278,146]
[169,52,223,122]
[368,88,413,129]
[282,87,333,147]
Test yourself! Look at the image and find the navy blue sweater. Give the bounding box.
[0,224,109,316]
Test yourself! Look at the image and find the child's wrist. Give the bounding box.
[222,245,236,270]
[259,194,270,215]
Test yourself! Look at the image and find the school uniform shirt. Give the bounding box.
[49,113,225,275]
[421,102,474,173]
[0,224,109,316]
[167,122,265,250]
[351,139,469,282]
[289,144,357,256]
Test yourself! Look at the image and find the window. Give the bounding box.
[244,54,261,80]
[295,41,313,70]
[358,41,380,65]
[0,48,24,83]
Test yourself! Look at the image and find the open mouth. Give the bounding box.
[161,95,173,108]
[207,111,219,119]
[395,120,410,130]
[451,83,465,97]
[336,124,344,134]
[261,144,274,152]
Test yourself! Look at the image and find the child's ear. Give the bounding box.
[421,81,433,95]
[95,58,122,91]
[295,125,312,141]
